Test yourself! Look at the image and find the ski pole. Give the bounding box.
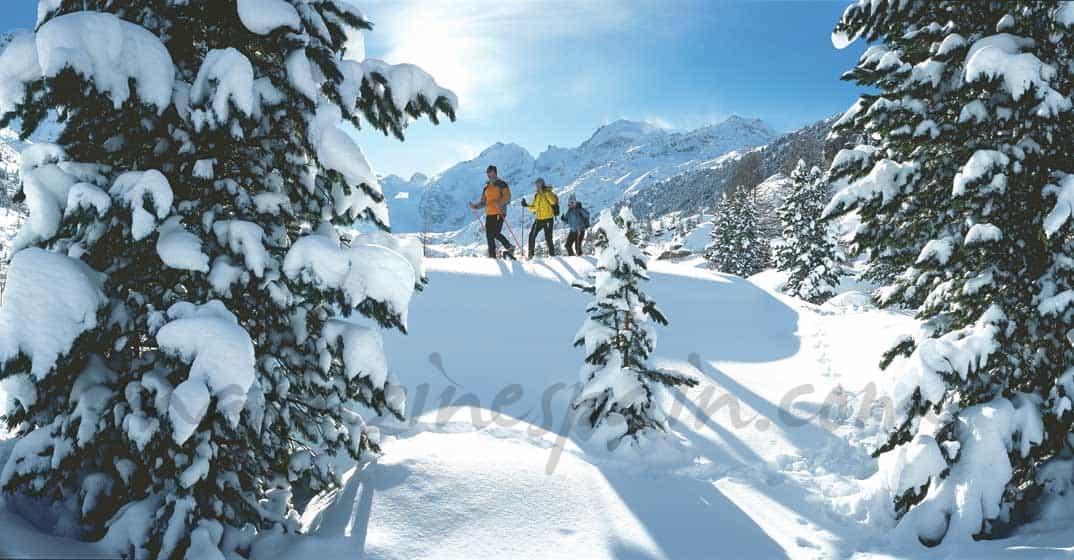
[470,206,491,257]
[470,206,486,232]
[521,205,528,260]
[503,213,523,259]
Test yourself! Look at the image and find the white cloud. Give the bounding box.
[454,142,484,161]
[644,116,674,130]
[363,0,634,117]
[422,140,490,175]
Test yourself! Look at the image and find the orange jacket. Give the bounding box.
[478,179,511,216]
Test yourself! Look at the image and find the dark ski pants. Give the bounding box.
[566,229,585,256]
[486,214,512,257]
[528,218,555,257]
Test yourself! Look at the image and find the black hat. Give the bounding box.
[486,165,497,173]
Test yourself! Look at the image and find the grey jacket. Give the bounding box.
[562,205,590,232]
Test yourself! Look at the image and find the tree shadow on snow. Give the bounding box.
[531,259,572,286]
[585,386,857,559]
[550,256,589,285]
[584,274,865,557]
[684,358,842,456]
[602,469,789,559]
[647,270,800,363]
[359,261,817,558]
[253,463,413,560]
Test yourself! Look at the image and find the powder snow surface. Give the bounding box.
[5,258,1074,558]
[251,258,1074,559]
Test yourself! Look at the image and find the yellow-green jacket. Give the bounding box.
[527,189,558,221]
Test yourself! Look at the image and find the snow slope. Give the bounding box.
[3,257,1074,558]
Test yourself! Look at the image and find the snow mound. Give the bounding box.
[156,217,210,272]
[64,183,111,217]
[822,290,876,312]
[953,150,1008,196]
[0,31,40,116]
[16,143,105,248]
[283,233,416,326]
[308,104,386,224]
[348,59,459,114]
[322,320,388,387]
[964,34,1070,115]
[236,0,301,35]
[0,248,105,382]
[157,301,256,444]
[255,428,671,560]
[190,48,256,130]
[859,395,1044,545]
[890,305,1004,416]
[212,220,270,278]
[826,159,919,217]
[5,12,176,113]
[109,169,174,241]
[1044,172,1074,237]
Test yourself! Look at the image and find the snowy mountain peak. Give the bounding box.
[696,115,778,138]
[474,142,534,164]
[583,119,667,149]
[722,114,769,127]
[409,172,429,185]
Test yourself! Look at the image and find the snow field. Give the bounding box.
[4,255,1074,557]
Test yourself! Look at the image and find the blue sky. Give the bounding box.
[1,0,865,178]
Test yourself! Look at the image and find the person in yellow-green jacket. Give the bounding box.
[521,178,559,257]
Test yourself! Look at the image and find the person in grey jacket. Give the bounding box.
[561,195,590,256]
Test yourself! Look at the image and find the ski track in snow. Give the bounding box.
[3,256,1074,558]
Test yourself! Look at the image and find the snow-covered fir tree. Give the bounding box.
[774,160,841,304]
[825,2,1074,544]
[573,207,696,447]
[0,1,454,557]
[705,186,767,277]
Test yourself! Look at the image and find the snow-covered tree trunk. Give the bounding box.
[826,1,1074,545]
[572,207,696,448]
[0,1,455,557]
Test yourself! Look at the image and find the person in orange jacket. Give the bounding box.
[469,165,515,259]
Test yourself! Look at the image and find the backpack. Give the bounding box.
[494,179,511,212]
[549,191,560,218]
[579,207,590,229]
